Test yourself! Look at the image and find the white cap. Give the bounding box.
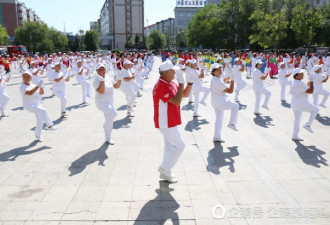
[22,70,32,76]
[292,68,304,76]
[159,61,180,72]
[216,56,222,61]
[256,59,263,65]
[190,59,197,64]
[133,59,137,62]
[278,62,285,67]
[97,64,106,70]
[178,58,184,62]
[30,61,35,64]
[210,63,222,72]
[234,58,240,63]
[123,60,133,65]
[186,59,191,64]
[54,61,61,66]
[313,64,323,72]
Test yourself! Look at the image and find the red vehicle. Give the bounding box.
[6,45,28,56]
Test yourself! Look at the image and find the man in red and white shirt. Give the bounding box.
[153,61,192,183]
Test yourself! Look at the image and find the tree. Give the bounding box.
[315,2,330,46]
[134,34,141,48]
[176,29,188,49]
[291,2,322,46]
[126,37,133,50]
[148,30,166,51]
[49,28,69,52]
[84,30,100,51]
[0,25,9,45]
[249,0,289,51]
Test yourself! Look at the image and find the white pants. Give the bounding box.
[253,87,271,113]
[159,126,186,172]
[0,91,9,115]
[123,88,137,108]
[53,89,67,113]
[280,80,292,101]
[25,104,54,138]
[96,101,117,141]
[212,100,239,139]
[136,75,145,90]
[193,86,210,114]
[292,102,319,138]
[234,79,247,100]
[313,88,329,106]
[79,80,92,102]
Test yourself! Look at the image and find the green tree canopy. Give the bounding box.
[176,29,188,49]
[84,30,100,51]
[0,25,9,45]
[148,30,166,51]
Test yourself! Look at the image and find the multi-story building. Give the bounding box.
[0,0,42,39]
[100,0,144,50]
[174,0,221,35]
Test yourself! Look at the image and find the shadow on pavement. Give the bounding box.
[238,102,247,110]
[184,117,209,132]
[316,114,330,126]
[113,117,132,129]
[253,115,274,128]
[68,142,110,176]
[117,105,127,111]
[0,140,51,162]
[42,95,55,100]
[206,143,239,174]
[281,101,291,108]
[67,103,88,111]
[133,181,180,225]
[11,106,24,111]
[294,141,328,168]
[181,102,193,111]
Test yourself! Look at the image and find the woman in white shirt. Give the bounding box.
[120,60,137,117]
[278,62,292,102]
[73,60,92,105]
[0,72,10,117]
[232,58,247,102]
[20,71,56,142]
[252,60,271,115]
[290,68,318,141]
[50,62,70,118]
[210,64,239,143]
[312,65,329,108]
[93,64,121,144]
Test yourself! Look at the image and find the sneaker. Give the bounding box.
[106,139,115,145]
[0,114,9,117]
[127,112,134,117]
[227,124,238,131]
[303,124,314,133]
[61,112,68,118]
[35,136,43,142]
[281,99,286,102]
[45,125,57,131]
[319,104,326,108]
[199,101,207,106]
[292,137,304,141]
[82,102,89,105]
[254,112,262,115]
[193,113,201,117]
[234,98,239,102]
[127,107,134,112]
[213,137,225,143]
[262,105,270,110]
[188,101,194,103]
[137,93,142,97]
[158,167,177,183]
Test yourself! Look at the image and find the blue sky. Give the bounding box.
[22,0,176,34]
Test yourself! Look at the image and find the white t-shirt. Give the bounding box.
[313,72,324,89]
[189,69,202,88]
[278,68,289,83]
[93,76,115,104]
[252,69,264,88]
[210,76,227,104]
[291,79,309,104]
[50,71,66,91]
[232,65,242,81]
[20,83,40,108]
[121,68,134,88]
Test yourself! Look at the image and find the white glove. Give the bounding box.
[176,72,185,84]
[37,79,44,87]
[97,75,104,81]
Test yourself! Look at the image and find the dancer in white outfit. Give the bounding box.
[0,71,10,117]
[232,58,247,102]
[73,60,92,105]
[278,62,292,102]
[120,60,137,117]
[252,60,271,115]
[290,68,318,141]
[312,65,329,108]
[210,64,239,143]
[93,64,121,145]
[20,71,56,142]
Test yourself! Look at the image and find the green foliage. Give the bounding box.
[111,48,122,54]
[148,30,166,50]
[0,24,9,45]
[14,22,69,53]
[84,30,100,51]
[176,29,188,49]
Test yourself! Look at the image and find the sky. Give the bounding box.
[22,0,176,34]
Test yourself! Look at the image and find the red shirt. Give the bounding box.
[153,78,181,128]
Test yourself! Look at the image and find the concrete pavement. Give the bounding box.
[0,57,329,224]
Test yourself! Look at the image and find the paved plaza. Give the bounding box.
[0,57,330,225]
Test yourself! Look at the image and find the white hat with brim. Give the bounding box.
[22,70,32,77]
[190,59,197,64]
[210,63,222,72]
[123,60,133,65]
[256,60,263,65]
[234,58,240,63]
[313,64,323,72]
[159,61,180,72]
[178,58,184,62]
[97,64,106,70]
[186,59,191,64]
[292,68,304,76]
[278,62,285,67]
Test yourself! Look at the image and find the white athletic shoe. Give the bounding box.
[303,124,314,133]
[262,105,270,110]
[193,113,201,117]
[158,167,177,183]
[127,112,134,117]
[35,136,43,142]
[106,139,115,145]
[199,101,207,106]
[45,126,57,131]
[292,137,304,141]
[0,114,9,117]
[319,104,326,108]
[227,124,238,131]
[213,137,225,143]
[254,112,262,115]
